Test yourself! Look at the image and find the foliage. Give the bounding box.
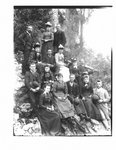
[14,8,52,53]
[77,48,111,93]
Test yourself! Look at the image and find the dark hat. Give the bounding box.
[31,81,40,88]
[97,79,102,82]
[45,22,52,27]
[58,44,64,49]
[44,64,50,68]
[34,42,40,48]
[83,74,89,79]
[91,94,100,104]
[57,73,63,78]
[71,58,77,62]
[82,71,88,76]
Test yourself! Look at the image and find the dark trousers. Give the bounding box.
[28,89,43,108]
[22,50,30,75]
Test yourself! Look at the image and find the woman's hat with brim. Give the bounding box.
[45,22,52,27]
[34,42,40,48]
[58,44,64,49]
[82,71,89,76]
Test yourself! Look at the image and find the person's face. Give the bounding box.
[96,81,102,88]
[48,50,52,55]
[80,59,85,66]
[45,86,51,93]
[46,26,51,31]
[45,66,50,72]
[59,49,63,54]
[35,47,40,53]
[30,64,36,73]
[56,25,61,31]
[58,75,63,81]
[27,26,33,33]
[73,61,77,66]
[83,77,89,84]
[70,75,75,82]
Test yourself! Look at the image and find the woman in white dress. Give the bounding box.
[55,44,70,82]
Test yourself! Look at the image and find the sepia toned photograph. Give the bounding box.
[13,6,112,136]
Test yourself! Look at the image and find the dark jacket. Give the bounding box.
[25,71,41,90]
[53,30,66,47]
[41,71,54,84]
[19,31,34,53]
[81,82,93,98]
[30,51,42,63]
[39,92,54,109]
[67,81,80,98]
[43,55,55,65]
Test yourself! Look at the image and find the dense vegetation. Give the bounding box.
[14,8,111,94]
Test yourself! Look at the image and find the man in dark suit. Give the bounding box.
[53,24,66,54]
[19,25,34,75]
[67,74,87,119]
[67,74,80,104]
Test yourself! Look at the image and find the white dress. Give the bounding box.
[55,53,70,82]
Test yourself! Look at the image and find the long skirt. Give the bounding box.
[82,97,102,121]
[41,41,53,60]
[74,98,88,116]
[38,108,61,135]
[54,96,75,118]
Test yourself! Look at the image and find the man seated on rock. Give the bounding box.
[67,74,88,121]
[25,63,42,108]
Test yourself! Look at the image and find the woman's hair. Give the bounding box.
[57,73,63,78]
[29,62,36,67]
[96,79,102,83]
[43,83,51,90]
[44,65,50,68]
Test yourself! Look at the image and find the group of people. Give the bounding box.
[18,22,111,136]
[19,22,66,75]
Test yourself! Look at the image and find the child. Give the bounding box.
[41,65,54,88]
[93,79,110,130]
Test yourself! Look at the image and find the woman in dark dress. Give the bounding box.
[81,76,102,121]
[29,42,42,63]
[38,84,61,136]
[41,22,54,60]
[52,73,86,134]
[41,65,54,88]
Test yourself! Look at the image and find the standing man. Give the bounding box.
[53,24,66,54]
[19,25,34,75]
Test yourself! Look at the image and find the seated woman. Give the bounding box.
[25,63,42,108]
[93,79,110,130]
[52,73,86,134]
[80,75,102,122]
[41,65,54,88]
[55,44,70,82]
[38,84,61,136]
[29,42,42,64]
